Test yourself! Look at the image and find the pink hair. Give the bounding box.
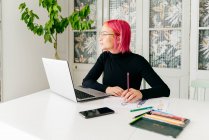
[104,19,131,53]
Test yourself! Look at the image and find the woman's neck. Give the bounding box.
[109,48,121,54]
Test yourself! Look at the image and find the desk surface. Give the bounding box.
[0,90,209,140]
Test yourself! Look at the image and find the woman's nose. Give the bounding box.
[99,36,103,41]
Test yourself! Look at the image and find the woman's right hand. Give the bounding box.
[105,86,124,96]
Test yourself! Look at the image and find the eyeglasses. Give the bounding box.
[99,32,114,37]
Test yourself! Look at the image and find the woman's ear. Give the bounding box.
[116,36,120,44]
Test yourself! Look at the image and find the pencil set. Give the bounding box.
[130,110,190,138]
[143,110,189,127]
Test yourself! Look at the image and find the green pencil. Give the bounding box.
[130,115,143,125]
[130,106,153,112]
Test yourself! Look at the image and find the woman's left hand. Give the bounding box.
[121,88,143,103]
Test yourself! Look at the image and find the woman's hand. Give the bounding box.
[105,86,124,96]
[121,88,143,103]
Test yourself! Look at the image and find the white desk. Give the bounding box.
[0,90,209,140]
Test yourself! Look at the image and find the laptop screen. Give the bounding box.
[42,58,77,102]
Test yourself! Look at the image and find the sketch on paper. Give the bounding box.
[74,32,97,64]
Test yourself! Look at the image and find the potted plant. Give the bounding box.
[19,0,93,59]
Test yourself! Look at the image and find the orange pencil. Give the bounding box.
[144,114,185,126]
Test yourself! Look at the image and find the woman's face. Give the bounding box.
[99,24,116,53]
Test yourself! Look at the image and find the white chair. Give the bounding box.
[190,79,209,101]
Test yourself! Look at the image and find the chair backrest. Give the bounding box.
[191,79,209,88]
[190,79,209,101]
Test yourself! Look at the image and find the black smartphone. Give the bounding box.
[79,107,115,119]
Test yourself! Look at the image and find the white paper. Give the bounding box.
[102,96,139,110]
[102,96,170,112]
[139,97,170,112]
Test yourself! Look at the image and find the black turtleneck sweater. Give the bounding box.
[82,51,170,100]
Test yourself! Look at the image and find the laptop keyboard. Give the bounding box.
[74,89,94,99]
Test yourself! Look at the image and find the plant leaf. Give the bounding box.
[19,3,26,11]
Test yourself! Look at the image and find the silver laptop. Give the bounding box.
[42,58,109,102]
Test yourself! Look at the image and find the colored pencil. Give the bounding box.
[130,106,153,112]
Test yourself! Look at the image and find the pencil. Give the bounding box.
[130,115,144,124]
[144,114,185,126]
[127,72,129,91]
[151,111,185,121]
[133,110,151,118]
[130,106,153,112]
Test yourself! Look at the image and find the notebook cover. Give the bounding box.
[130,117,190,138]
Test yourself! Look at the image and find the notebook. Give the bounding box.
[42,58,109,102]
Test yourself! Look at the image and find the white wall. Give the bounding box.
[1,0,68,101]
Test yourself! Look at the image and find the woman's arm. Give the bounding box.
[82,52,108,92]
[139,57,170,100]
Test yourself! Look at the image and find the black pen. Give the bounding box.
[133,111,151,119]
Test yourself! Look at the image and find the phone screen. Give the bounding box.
[79,107,114,119]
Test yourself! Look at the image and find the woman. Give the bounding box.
[82,19,170,103]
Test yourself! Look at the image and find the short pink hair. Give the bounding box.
[104,19,131,53]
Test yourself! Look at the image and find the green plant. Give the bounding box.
[19,0,93,59]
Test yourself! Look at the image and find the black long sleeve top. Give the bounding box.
[82,51,170,100]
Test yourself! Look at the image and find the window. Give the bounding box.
[199,0,209,70]
[149,0,182,68]
[109,0,137,52]
[73,0,97,64]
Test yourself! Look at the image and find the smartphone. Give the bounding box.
[79,107,115,119]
